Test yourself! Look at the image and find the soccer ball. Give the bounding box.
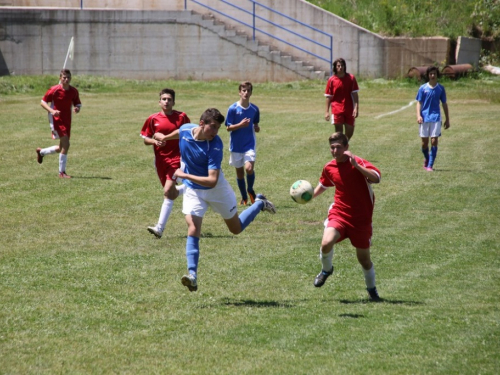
[290,180,314,204]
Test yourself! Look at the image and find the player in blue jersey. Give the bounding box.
[174,108,276,292]
[416,66,450,171]
[225,81,260,205]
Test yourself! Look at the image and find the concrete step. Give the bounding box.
[187,10,325,80]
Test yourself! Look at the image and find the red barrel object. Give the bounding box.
[407,66,428,80]
[441,64,474,78]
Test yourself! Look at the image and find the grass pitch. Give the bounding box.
[1,75,499,374]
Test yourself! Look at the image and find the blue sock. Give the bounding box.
[186,236,200,276]
[246,173,255,194]
[237,178,247,201]
[429,146,438,167]
[422,147,429,165]
[238,201,264,231]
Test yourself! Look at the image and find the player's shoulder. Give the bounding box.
[180,123,195,131]
[172,109,188,116]
[249,102,260,111]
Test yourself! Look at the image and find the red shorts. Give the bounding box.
[333,112,355,127]
[51,124,71,139]
[155,157,180,187]
[326,218,372,249]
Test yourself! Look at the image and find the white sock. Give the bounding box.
[157,198,174,232]
[320,248,334,272]
[176,184,186,196]
[362,264,376,289]
[59,153,68,173]
[41,145,58,156]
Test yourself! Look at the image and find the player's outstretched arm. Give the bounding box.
[175,168,220,189]
[313,184,327,199]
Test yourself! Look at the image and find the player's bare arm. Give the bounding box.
[174,168,220,189]
[442,103,450,129]
[312,184,327,199]
[352,92,359,118]
[344,151,380,183]
[325,96,332,121]
[226,118,250,132]
[254,123,260,132]
[155,129,180,142]
[416,101,423,124]
[40,100,60,117]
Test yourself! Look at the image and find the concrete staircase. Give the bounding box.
[189,10,328,80]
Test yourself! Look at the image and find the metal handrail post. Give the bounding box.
[252,2,256,41]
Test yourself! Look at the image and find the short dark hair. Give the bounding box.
[426,66,440,79]
[329,131,349,146]
[239,81,253,92]
[60,69,71,77]
[333,58,346,75]
[200,108,225,124]
[160,88,175,102]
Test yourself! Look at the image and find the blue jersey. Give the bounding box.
[416,82,447,123]
[225,102,260,153]
[179,123,224,190]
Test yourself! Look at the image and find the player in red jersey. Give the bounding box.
[140,88,190,239]
[36,69,82,178]
[324,58,359,140]
[310,132,381,301]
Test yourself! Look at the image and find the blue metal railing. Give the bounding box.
[184,0,333,75]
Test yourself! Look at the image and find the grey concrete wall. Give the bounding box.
[456,36,481,65]
[0,8,313,81]
[1,0,451,79]
[182,0,450,78]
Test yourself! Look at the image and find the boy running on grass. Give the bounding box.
[174,108,275,292]
[416,66,450,171]
[311,132,381,301]
[36,69,82,178]
[140,88,190,239]
[225,81,260,205]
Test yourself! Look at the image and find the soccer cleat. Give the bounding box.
[36,148,44,164]
[181,273,198,292]
[247,190,256,204]
[314,267,333,287]
[239,199,248,206]
[58,172,72,179]
[423,159,428,168]
[255,194,276,214]
[367,287,381,301]
[147,226,163,239]
[425,167,434,172]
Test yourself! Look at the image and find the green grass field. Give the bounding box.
[1,75,499,374]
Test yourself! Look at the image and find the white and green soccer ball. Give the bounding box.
[290,180,313,204]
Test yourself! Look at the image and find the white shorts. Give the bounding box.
[182,174,238,220]
[229,149,256,168]
[420,122,442,138]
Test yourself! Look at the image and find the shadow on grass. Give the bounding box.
[70,176,113,180]
[222,299,295,308]
[201,232,236,239]
[339,313,365,318]
[339,298,423,305]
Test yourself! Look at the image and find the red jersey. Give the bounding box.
[140,111,190,162]
[324,74,359,115]
[42,84,81,128]
[319,156,380,226]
